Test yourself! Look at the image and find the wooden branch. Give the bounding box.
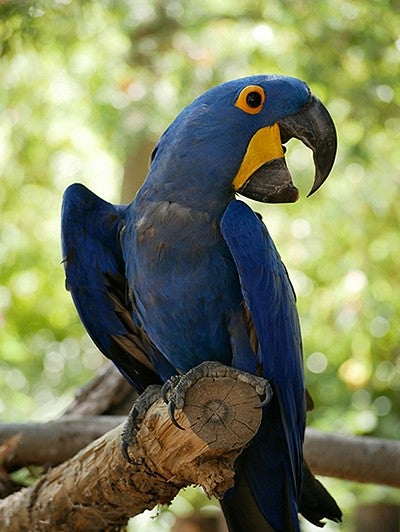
[1,360,399,530]
[304,428,400,488]
[63,362,136,416]
[2,419,399,489]
[0,416,125,468]
[0,369,265,531]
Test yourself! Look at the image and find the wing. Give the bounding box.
[61,183,175,392]
[221,199,306,531]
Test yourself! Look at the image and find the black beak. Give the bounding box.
[236,94,337,203]
[278,93,337,197]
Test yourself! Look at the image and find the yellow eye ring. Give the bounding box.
[234,85,266,114]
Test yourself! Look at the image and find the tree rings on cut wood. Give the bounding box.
[177,376,263,450]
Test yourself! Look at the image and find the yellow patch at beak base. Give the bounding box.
[232,123,284,191]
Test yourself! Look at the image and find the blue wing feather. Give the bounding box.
[61,183,176,391]
[221,199,305,531]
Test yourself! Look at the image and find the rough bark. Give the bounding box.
[0,369,264,531]
[2,421,399,488]
[1,369,399,530]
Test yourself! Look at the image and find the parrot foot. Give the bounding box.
[162,361,272,431]
[121,384,161,464]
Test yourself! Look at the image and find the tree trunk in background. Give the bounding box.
[63,363,135,416]
[120,138,156,203]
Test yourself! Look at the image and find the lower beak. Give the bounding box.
[233,94,337,203]
[238,158,299,203]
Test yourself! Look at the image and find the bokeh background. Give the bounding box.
[0,1,399,530]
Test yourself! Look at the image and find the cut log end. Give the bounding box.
[133,370,265,498]
[178,376,263,449]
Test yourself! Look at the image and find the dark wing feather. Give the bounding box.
[61,183,163,392]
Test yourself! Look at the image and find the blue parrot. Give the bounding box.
[61,75,340,531]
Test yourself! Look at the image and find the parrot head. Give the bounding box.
[148,75,337,206]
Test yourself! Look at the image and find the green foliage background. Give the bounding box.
[1,1,399,530]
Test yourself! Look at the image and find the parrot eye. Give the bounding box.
[234,85,265,115]
[246,91,262,108]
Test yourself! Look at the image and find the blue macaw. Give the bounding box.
[61,75,340,531]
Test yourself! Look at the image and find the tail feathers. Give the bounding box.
[299,462,342,527]
[221,414,300,532]
[221,459,342,532]
[220,416,341,531]
[220,474,275,532]
[243,405,301,532]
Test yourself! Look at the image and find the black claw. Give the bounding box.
[255,393,272,409]
[161,381,171,404]
[168,401,185,430]
[121,438,135,465]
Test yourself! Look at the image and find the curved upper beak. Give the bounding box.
[233,93,337,203]
[279,94,337,197]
